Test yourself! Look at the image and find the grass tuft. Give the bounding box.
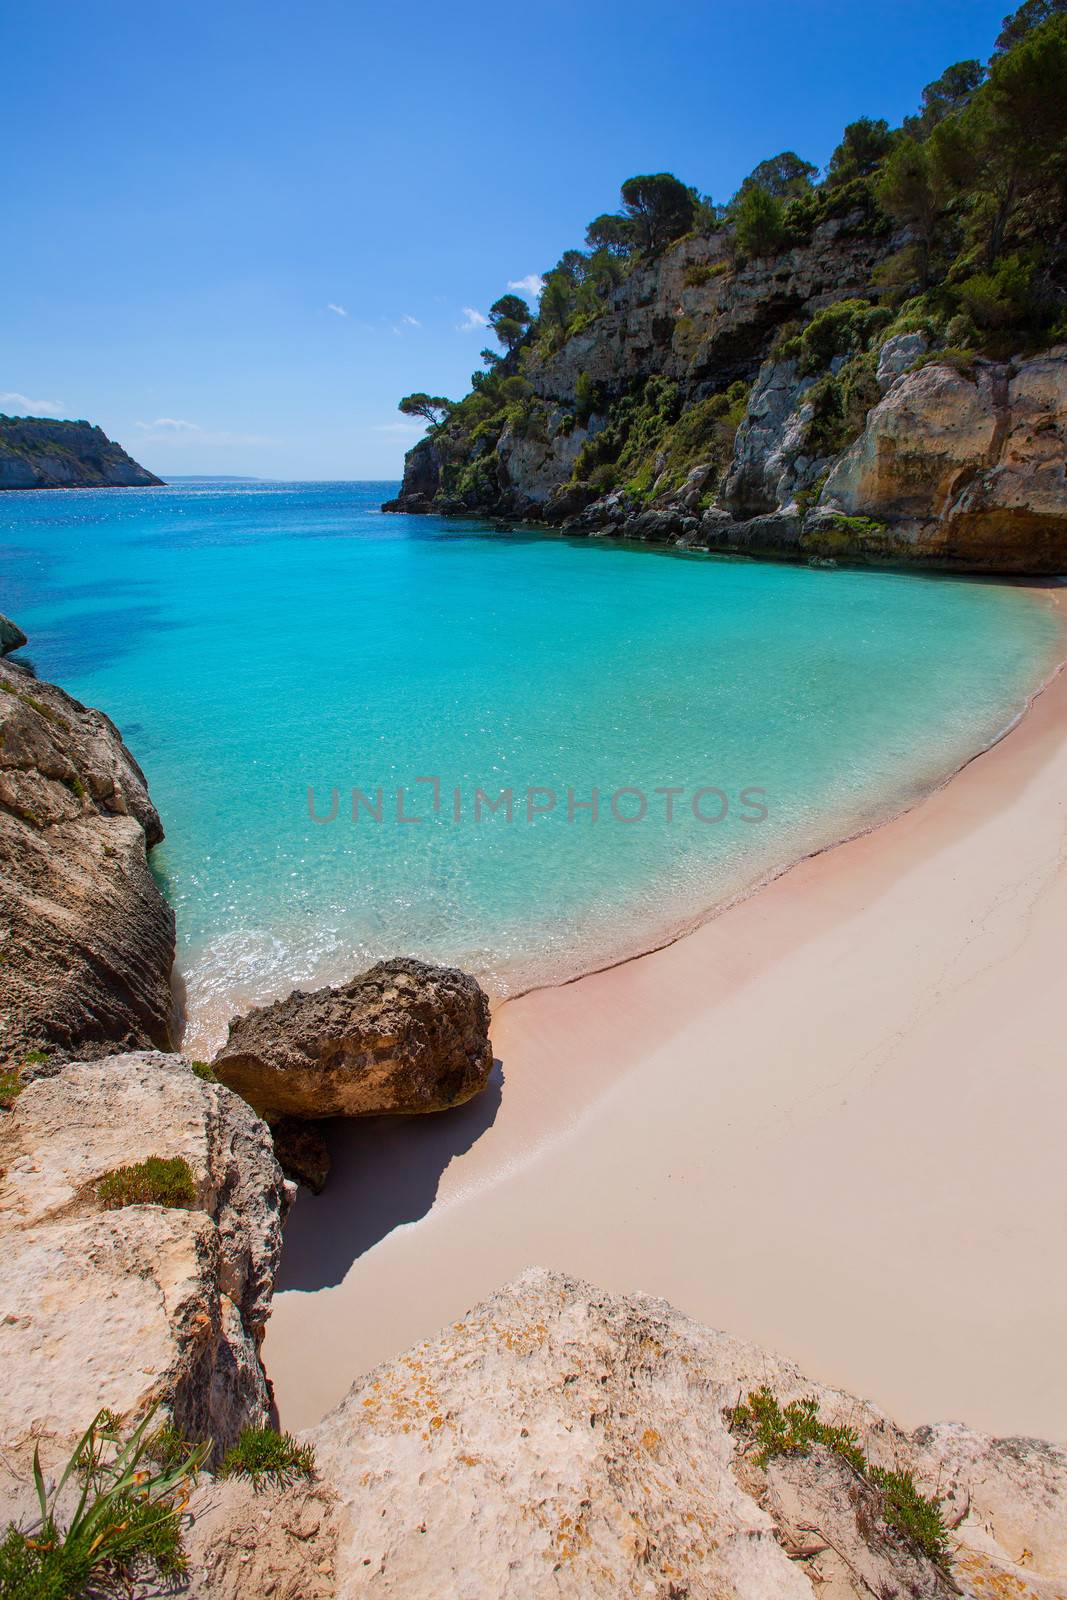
[218,1426,316,1489]
[0,1069,23,1111]
[0,1406,208,1600]
[97,1155,196,1210]
[730,1386,950,1567]
[189,1059,217,1083]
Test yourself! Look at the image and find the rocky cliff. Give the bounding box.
[0,415,162,489]
[189,1269,1067,1599]
[0,642,176,1065]
[384,10,1067,574]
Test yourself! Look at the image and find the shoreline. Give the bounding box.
[264,581,1067,1442]
[176,573,1065,1058]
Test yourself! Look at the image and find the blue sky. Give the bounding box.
[4,0,1009,480]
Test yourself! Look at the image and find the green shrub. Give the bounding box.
[97,1156,196,1210]
[803,350,882,457]
[682,261,727,288]
[910,347,979,379]
[0,1069,23,1111]
[953,255,1033,329]
[730,1387,950,1566]
[778,299,893,374]
[0,1408,208,1600]
[189,1060,217,1083]
[218,1426,316,1488]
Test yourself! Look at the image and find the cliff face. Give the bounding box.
[0,415,162,489]
[384,227,1067,574]
[0,645,176,1065]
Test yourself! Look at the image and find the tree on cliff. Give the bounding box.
[398,393,453,430]
[912,60,986,132]
[940,14,1067,264]
[826,118,897,185]
[620,174,696,252]
[585,213,637,256]
[736,152,817,201]
[995,0,1067,51]
[489,294,533,351]
[734,184,788,259]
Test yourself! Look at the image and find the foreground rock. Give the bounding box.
[0,652,175,1065]
[190,1269,1067,1598]
[0,415,163,489]
[0,1051,287,1495]
[213,957,493,1121]
[0,612,26,655]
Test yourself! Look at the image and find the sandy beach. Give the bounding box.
[265,585,1067,1444]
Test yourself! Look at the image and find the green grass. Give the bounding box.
[730,1387,950,1566]
[0,1408,208,1600]
[188,1060,217,1083]
[96,1156,196,1210]
[218,1426,316,1489]
[0,1069,23,1111]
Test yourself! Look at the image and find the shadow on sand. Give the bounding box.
[274,1059,504,1292]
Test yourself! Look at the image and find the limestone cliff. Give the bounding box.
[0,642,176,1064]
[0,415,162,489]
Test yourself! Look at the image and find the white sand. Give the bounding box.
[265,591,1067,1442]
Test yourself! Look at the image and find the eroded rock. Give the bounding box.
[213,957,493,1122]
[819,347,1067,570]
[279,1269,1067,1599]
[0,613,26,655]
[0,1052,287,1482]
[0,658,175,1064]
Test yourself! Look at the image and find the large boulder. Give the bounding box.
[819,347,1067,571]
[0,658,175,1064]
[187,1269,1067,1598]
[213,957,493,1121]
[0,1052,288,1492]
[0,613,26,655]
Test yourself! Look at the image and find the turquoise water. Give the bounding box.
[2,481,1060,1051]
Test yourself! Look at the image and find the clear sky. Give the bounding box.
[4,0,1009,480]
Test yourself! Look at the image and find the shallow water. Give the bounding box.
[2,480,1060,1051]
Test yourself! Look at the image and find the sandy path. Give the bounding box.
[265,591,1067,1442]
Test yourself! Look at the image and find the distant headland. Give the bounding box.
[0,415,161,490]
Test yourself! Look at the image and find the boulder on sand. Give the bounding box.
[213,957,493,1122]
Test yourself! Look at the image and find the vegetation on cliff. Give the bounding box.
[388,1,1067,546]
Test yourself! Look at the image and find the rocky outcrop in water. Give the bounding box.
[189,1269,1067,1599]
[0,613,27,655]
[0,1052,288,1489]
[0,416,162,489]
[213,957,493,1122]
[0,647,176,1065]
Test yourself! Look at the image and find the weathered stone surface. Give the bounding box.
[722,357,824,516]
[183,1476,339,1600]
[0,658,175,1065]
[256,1269,1065,1600]
[0,416,162,490]
[0,1052,288,1479]
[876,330,928,390]
[214,956,493,1122]
[0,612,26,655]
[820,349,1067,571]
